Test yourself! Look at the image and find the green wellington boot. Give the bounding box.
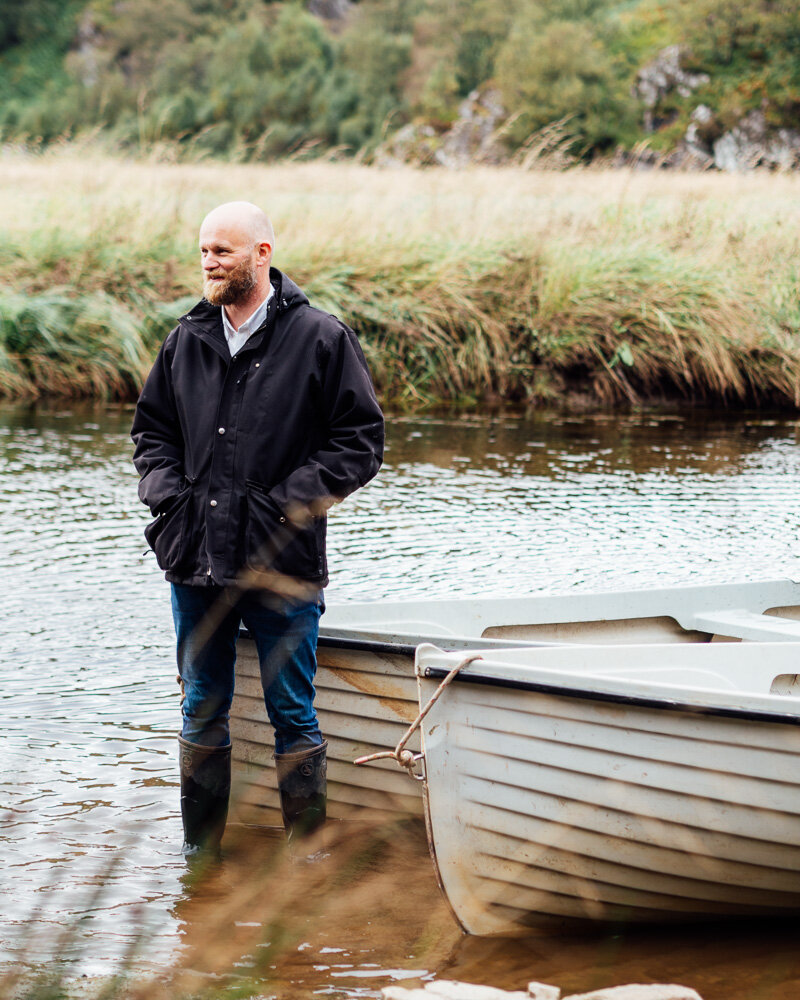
[274,741,328,843]
[178,736,231,856]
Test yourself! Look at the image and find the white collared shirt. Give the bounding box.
[221,284,274,356]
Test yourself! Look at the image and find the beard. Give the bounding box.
[203,257,258,306]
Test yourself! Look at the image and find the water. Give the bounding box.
[3,402,800,998]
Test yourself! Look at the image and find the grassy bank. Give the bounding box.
[2,149,800,409]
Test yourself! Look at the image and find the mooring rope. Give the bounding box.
[353,653,483,778]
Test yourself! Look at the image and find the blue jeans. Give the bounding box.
[170,584,324,754]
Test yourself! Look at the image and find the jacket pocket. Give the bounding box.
[245,481,326,581]
[144,487,193,573]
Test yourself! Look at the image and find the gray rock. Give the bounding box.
[671,143,715,171]
[712,109,800,172]
[634,46,709,132]
[382,983,702,1000]
[376,88,508,168]
[610,142,711,172]
[435,88,508,168]
[528,983,561,1000]
[683,104,716,160]
[307,0,352,20]
[428,983,530,999]
[563,985,703,1000]
[382,982,530,1000]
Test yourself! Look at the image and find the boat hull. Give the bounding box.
[229,637,422,826]
[227,578,800,827]
[417,645,800,933]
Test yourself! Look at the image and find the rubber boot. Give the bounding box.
[178,736,231,857]
[274,741,327,844]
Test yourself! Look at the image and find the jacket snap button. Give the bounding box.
[255,363,260,368]
[218,427,225,435]
[279,516,286,523]
[210,499,218,507]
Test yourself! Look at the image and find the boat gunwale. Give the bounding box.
[241,629,560,657]
[421,665,800,727]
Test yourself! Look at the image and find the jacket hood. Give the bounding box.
[272,269,309,312]
[179,267,309,331]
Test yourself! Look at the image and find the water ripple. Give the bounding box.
[3,404,800,981]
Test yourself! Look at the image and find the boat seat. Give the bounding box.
[689,609,800,642]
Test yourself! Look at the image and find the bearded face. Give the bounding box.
[203,255,258,306]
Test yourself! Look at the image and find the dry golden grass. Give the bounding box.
[2,149,800,406]
[5,149,800,252]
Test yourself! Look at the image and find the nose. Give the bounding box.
[202,255,218,271]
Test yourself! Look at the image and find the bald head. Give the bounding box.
[200,201,275,250]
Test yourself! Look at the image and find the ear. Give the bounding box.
[255,240,272,268]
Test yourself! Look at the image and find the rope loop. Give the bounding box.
[354,653,483,779]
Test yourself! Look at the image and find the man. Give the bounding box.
[131,201,384,856]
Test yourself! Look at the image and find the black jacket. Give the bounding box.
[131,268,384,591]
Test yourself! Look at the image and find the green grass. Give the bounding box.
[2,149,800,409]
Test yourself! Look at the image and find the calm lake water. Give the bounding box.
[3,402,800,998]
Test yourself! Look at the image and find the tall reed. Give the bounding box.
[2,149,799,408]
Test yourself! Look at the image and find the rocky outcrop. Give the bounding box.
[376,88,507,168]
[610,142,711,171]
[634,45,709,133]
[377,43,800,173]
[612,103,800,172]
[436,88,507,167]
[712,109,800,171]
[632,46,800,171]
[681,104,716,166]
[670,106,800,171]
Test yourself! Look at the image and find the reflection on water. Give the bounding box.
[3,402,800,997]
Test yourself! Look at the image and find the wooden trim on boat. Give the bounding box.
[422,666,800,727]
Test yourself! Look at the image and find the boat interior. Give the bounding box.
[322,578,800,648]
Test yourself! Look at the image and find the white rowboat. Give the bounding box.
[229,578,800,827]
[415,640,800,933]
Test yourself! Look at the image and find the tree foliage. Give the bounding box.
[0,0,798,159]
[496,12,634,150]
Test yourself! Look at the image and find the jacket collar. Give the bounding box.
[178,268,309,360]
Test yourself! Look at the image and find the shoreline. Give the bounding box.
[2,153,799,410]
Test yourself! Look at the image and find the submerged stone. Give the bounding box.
[528,983,562,1000]
[563,985,703,1000]
[382,980,531,999]
[382,982,702,1000]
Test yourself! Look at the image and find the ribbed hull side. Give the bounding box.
[229,637,423,826]
[420,680,800,934]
